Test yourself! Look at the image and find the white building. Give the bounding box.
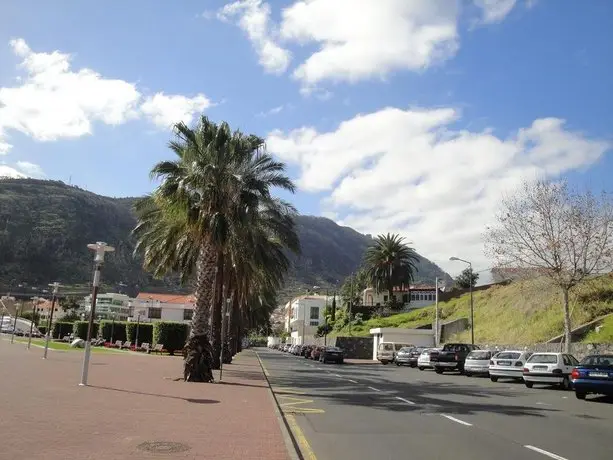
[83,293,132,320]
[35,298,67,324]
[130,293,195,323]
[370,327,435,360]
[362,285,438,310]
[287,295,331,345]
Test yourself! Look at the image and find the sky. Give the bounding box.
[0,0,612,279]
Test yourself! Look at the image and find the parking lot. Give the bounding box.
[259,347,613,460]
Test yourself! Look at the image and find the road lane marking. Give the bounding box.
[278,395,325,414]
[368,386,381,392]
[333,373,343,377]
[255,353,271,377]
[441,414,472,426]
[524,445,568,460]
[395,396,415,405]
[346,379,358,383]
[286,414,318,460]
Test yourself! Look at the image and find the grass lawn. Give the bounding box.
[14,338,130,354]
[332,274,613,344]
[583,315,613,343]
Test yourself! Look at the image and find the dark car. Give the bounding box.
[571,354,613,400]
[319,346,344,364]
[431,343,480,374]
[302,345,314,358]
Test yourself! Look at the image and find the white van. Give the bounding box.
[377,342,414,364]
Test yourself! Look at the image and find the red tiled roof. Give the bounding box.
[366,285,436,292]
[33,299,54,310]
[136,292,195,304]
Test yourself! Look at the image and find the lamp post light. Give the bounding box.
[11,302,22,344]
[43,282,61,358]
[80,242,114,387]
[449,256,475,345]
[219,296,231,382]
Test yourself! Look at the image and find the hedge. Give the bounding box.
[52,322,74,339]
[73,321,99,339]
[100,321,127,343]
[38,325,47,335]
[126,322,153,345]
[153,322,188,355]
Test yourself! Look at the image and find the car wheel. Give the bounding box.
[575,391,586,400]
[490,376,498,382]
[418,367,425,371]
[396,362,401,366]
[560,376,571,391]
[465,372,472,377]
[435,368,444,374]
[525,381,534,388]
[381,361,388,365]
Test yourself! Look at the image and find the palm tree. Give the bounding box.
[133,116,298,380]
[363,233,420,307]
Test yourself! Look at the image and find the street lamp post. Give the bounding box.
[43,282,61,358]
[434,278,444,347]
[449,256,475,345]
[135,312,141,350]
[80,242,114,386]
[11,302,22,344]
[324,289,329,347]
[27,297,37,349]
[110,313,116,344]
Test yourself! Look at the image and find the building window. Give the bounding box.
[148,307,162,319]
[402,294,408,303]
[309,321,319,326]
[310,307,319,320]
[183,309,193,321]
[383,295,388,302]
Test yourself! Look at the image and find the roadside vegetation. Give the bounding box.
[332,274,613,344]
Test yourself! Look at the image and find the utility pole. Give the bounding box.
[27,297,37,349]
[80,242,114,386]
[44,282,61,359]
[434,277,439,347]
[348,273,354,336]
[324,289,329,347]
[449,257,475,345]
[10,302,21,344]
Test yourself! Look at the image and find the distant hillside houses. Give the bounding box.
[362,285,440,309]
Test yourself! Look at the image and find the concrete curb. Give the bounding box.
[254,350,302,460]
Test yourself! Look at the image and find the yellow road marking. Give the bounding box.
[255,353,270,377]
[272,386,307,395]
[278,394,325,414]
[286,414,318,460]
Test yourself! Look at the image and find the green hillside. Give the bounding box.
[335,275,613,343]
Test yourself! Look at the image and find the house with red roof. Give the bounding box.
[130,292,196,323]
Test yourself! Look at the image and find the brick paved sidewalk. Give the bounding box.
[0,340,290,460]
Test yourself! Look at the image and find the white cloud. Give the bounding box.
[473,0,517,24]
[0,39,215,152]
[218,0,291,74]
[267,107,610,275]
[280,0,459,87]
[257,104,285,117]
[141,93,213,128]
[0,161,44,178]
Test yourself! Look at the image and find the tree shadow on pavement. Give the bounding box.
[90,385,219,404]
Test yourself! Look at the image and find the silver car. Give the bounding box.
[464,350,494,376]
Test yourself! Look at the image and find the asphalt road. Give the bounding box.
[257,348,613,460]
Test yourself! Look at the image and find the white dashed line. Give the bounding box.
[346,379,358,383]
[395,396,415,405]
[441,414,472,426]
[333,373,343,378]
[368,386,381,392]
[524,445,568,460]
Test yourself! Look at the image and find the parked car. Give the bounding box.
[311,346,324,361]
[431,343,480,374]
[302,345,314,358]
[489,350,533,382]
[377,342,414,364]
[319,346,344,364]
[293,345,303,356]
[417,348,440,370]
[464,350,494,376]
[523,352,579,390]
[571,354,613,400]
[395,347,420,366]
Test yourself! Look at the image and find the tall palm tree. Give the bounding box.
[363,233,420,307]
[133,116,298,380]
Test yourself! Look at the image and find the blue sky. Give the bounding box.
[0,0,612,275]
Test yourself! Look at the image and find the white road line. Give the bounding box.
[333,373,343,378]
[368,386,381,392]
[524,445,568,460]
[441,414,472,426]
[395,396,415,405]
[346,379,358,383]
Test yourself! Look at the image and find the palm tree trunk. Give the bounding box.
[229,292,240,355]
[210,251,224,369]
[183,242,216,382]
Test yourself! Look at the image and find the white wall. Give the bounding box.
[130,298,193,323]
[362,288,437,309]
[371,329,435,360]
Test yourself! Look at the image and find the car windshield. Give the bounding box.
[326,347,342,352]
[398,347,413,353]
[496,352,521,360]
[581,355,613,366]
[467,351,491,360]
[528,354,558,364]
[379,343,394,351]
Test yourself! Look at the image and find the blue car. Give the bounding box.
[571,354,613,400]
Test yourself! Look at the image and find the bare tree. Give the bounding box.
[484,180,613,352]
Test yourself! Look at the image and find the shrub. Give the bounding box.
[100,321,127,342]
[153,322,188,355]
[126,322,153,345]
[73,321,99,339]
[38,325,47,335]
[52,322,74,339]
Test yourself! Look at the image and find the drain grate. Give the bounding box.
[137,441,191,454]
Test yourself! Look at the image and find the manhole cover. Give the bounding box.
[137,441,191,454]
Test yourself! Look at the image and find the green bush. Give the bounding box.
[38,325,47,335]
[153,322,188,355]
[52,322,74,339]
[73,321,99,339]
[126,322,153,345]
[100,320,127,342]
